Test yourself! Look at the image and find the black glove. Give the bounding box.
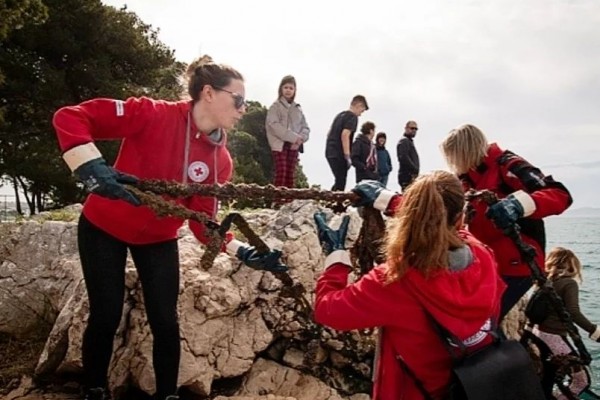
[74,158,141,206]
[313,211,350,255]
[236,246,288,273]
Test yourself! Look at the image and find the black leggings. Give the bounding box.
[78,215,180,399]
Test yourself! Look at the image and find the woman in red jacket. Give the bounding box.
[53,55,286,400]
[313,171,505,400]
[440,124,572,318]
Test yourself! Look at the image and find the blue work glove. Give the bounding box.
[351,180,398,211]
[314,212,350,255]
[74,158,141,206]
[235,246,288,273]
[485,194,525,230]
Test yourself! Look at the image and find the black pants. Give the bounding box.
[327,157,349,191]
[78,215,180,399]
[398,172,416,192]
[499,275,533,320]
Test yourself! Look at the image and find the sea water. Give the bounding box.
[546,216,600,394]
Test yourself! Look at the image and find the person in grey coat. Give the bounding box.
[265,75,310,188]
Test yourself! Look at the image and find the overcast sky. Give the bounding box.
[11,0,600,210]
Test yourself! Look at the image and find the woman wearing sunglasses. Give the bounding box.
[52,55,286,400]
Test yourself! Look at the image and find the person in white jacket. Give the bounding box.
[265,75,310,189]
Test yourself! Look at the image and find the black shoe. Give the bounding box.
[84,387,110,400]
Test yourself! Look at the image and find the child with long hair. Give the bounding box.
[313,171,505,399]
[534,247,599,399]
[265,75,310,189]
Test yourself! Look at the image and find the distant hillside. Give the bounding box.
[562,207,600,218]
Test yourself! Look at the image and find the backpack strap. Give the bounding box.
[395,307,502,398]
[395,355,436,400]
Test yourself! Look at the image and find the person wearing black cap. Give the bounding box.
[324,94,369,191]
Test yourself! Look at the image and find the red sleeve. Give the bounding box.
[385,195,403,216]
[528,189,572,219]
[500,158,572,218]
[314,265,394,330]
[53,97,157,151]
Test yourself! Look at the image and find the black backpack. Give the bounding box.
[525,285,553,325]
[397,315,545,400]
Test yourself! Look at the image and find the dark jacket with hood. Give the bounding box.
[397,134,420,185]
[376,143,392,177]
[351,134,378,182]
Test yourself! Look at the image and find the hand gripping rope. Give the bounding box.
[126,180,380,392]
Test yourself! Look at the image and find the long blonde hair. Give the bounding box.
[440,124,489,174]
[546,247,583,283]
[385,170,465,282]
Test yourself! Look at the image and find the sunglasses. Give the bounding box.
[409,127,419,131]
[214,87,247,109]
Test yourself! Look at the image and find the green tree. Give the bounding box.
[0,0,47,41]
[0,0,47,121]
[0,0,184,214]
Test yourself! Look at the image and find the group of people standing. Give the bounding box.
[322,95,421,193]
[51,55,598,400]
[264,78,421,194]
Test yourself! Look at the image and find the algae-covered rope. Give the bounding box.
[134,179,381,276]
[465,189,592,368]
[136,180,360,206]
[129,182,377,365]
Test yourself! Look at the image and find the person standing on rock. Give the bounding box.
[375,132,392,186]
[265,75,310,189]
[52,55,287,400]
[324,94,369,191]
[396,120,420,192]
[313,173,505,399]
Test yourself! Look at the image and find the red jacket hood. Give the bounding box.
[401,232,505,339]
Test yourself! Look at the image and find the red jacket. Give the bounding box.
[461,143,572,277]
[53,97,233,245]
[314,231,504,400]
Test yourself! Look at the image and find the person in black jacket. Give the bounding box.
[324,95,369,190]
[351,121,378,183]
[397,120,420,192]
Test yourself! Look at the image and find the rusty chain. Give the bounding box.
[128,180,381,386]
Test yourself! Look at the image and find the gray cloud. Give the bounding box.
[98,0,600,208]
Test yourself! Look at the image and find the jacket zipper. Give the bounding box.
[183,111,191,183]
